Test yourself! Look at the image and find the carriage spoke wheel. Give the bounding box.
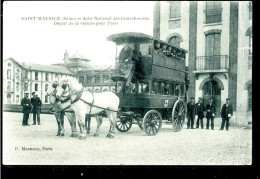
[172,100,186,132]
[143,110,162,136]
[116,116,132,132]
[137,116,143,130]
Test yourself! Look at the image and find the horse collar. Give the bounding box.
[71,87,84,104]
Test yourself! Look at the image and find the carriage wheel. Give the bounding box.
[136,116,143,130]
[143,110,162,136]
[116,116,132,132]
[172,100,186,132]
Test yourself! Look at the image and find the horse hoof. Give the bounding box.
[106,134,114,138]
[60,133,64,136]
[93,133,99,137]
[73,134,78,137]
[79,135,86,140]
[87,130,90,134]
[56,133,60,136]
[70,134,74,137]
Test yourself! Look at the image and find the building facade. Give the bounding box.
[3,58,76,104]
[154,1,252,126]
[3,51,116,105]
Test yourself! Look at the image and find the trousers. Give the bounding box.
[220,117,230,130]
[33,108,41,124]
[206,117,214,129]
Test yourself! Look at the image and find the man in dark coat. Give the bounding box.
[205,98,216,130]
[220,98,233,131]
[187,97,196,129]
[195,97,205,129]
[21,92,31,126]
[31,92,42,125]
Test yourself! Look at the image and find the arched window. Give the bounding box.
[168,36,181,47]
[7,81,11,90]
[45,95,48,103]
[16,82,20,92]
[7,69,11,79]
[16,95,20,103]
[95,88,100,93]
[16,69,20,80]
[24,83,28,91]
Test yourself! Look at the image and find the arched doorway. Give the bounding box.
[7,94,11,104]
[202,80,222,117]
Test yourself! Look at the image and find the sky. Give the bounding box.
[3,1,154,66]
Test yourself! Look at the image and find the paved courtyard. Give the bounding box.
[2,112,252,165]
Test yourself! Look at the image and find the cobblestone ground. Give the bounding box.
[3,112,252,165]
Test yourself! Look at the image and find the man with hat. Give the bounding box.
[187,97,196,129]
[21,92,31,126]
[195,97,205,129]
[205,98,216,130]
[31,92,42,125]
[220,98,233,131]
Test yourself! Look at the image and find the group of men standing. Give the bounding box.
[21,92,42,126]
[186,97,233,131]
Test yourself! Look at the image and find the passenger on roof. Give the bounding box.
[162,44,167,55]
[166,46,173,57]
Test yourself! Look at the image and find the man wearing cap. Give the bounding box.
[220,98,233,131]
[21,92,31,126]
[205,98,216,130]
[31,92,42,125]
[195,97,205,129]
[187,97,196,129]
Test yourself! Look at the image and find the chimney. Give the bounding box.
[64,50,69,64]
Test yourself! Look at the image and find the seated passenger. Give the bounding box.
[165,83,170,95]
[151,82,159,94]
[159,82,165,95]
[166,46,173,57]
[111,43,135,87]
[154,42,161,54]
[162,44,167,55]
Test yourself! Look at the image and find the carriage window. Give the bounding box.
[169,83,175,95]
[140,44,151,56]
[139,82,149,94]
[175,84,180,96]
[180,83,185,96]
[151,81,159,94]
[125,83,135,93]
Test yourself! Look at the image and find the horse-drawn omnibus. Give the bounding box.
[107,32,189,135]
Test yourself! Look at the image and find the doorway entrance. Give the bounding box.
[202,80,221,117]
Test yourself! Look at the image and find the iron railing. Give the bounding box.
[196,55,229,71]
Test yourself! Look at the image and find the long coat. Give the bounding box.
[21,97,31,114]
[187,102,196,119]
[205,103,216,118]
[195,103,205,118]
[112,46,134,81]
[221,104,233,119]
[31,97,42,111]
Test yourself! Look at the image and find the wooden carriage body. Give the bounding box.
[107,32,188,134]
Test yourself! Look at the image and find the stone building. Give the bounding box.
[3,51,116,105]
[3,58,75,104]
[154,1,252,126]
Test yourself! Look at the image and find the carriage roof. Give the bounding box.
[107,32,187,53]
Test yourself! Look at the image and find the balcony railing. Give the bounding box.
[196,55,229,71]
[205,8,222,24]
